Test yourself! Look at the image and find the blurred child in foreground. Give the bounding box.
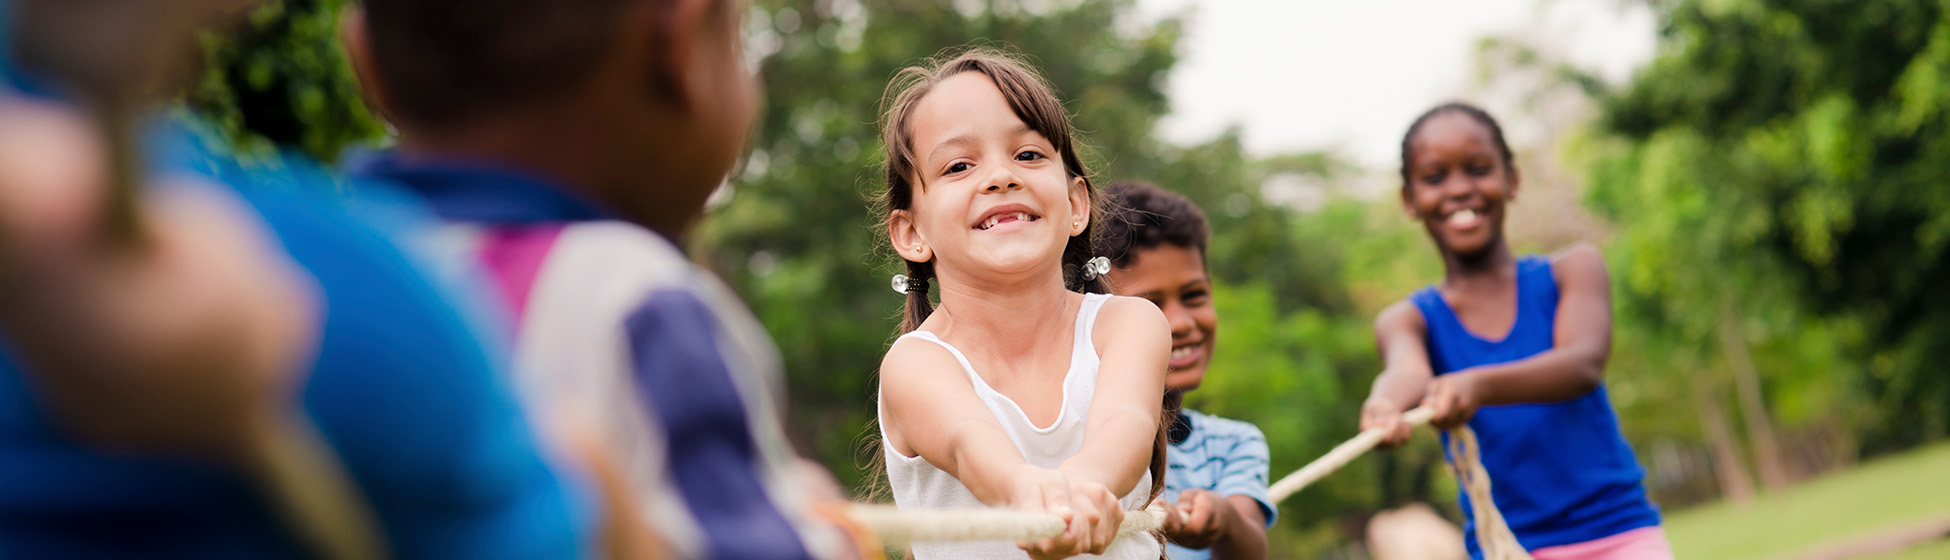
[0,0,593,556]
[340,0,856,556]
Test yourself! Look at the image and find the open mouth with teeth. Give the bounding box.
[1168,342,1203,370]
[976,211,1039,231]
[1445,208,1483,229]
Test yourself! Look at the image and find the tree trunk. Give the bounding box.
[1694,376,1754,504]
[1719,300,1790,489]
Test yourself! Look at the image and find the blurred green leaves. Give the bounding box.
[189,0,382,162]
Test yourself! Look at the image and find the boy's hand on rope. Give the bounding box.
[1360,398,1416,449]
[1421,373,1484,430]
[1011,466,1122,559]
[1160,489,1232,550]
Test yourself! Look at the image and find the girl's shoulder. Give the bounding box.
[1545,242,1610,292]
[1088,293,1170,353]
[1374,298,1430,337]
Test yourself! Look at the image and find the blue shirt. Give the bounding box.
[1410,255,1660,557]
[1162,408,1276,560]
[0,39,595,557]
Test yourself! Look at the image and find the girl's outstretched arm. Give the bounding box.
[1064,295,1168,553]
[1363,300,1435,448]
[881,335,1123,558]
[1422,243,1612,428]
[1070,295,1169,496]
[879,338,1038,505]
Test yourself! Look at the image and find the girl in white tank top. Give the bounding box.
[871,50,1171,560]
[883,294,1159,559]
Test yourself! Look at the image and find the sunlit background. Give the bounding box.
[188,0,1950,557]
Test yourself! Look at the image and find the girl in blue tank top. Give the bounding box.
[1359,103,1671,560]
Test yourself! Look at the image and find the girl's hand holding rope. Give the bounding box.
[1012,466,1122,559]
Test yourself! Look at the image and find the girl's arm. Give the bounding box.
[879,339,1041,506]
[1362,300,1435,448]
[1422,243,1612,428]
[1071,296,1169,496]
[883,317,1151,558]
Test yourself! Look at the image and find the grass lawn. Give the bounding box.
[1862,537,1950,560]
[1662,441,1950,559]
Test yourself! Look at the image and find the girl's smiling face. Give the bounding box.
[1402,111,1518,259]
[890,72,1089,283]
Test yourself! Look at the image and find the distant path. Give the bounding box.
[1777,513,1950,560]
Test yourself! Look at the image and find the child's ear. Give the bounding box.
[1505,164,1521,203]
[638,0,720,107]
[888,209,932,264]
[1399,184,1420,221]
[338,6,397,125]
[1068,176,1090,236]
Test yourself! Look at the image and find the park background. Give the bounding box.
[186,0,1950,557]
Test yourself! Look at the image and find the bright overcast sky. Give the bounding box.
[1134,0,1659,168]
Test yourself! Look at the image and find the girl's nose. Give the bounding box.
[983,167,1023,192]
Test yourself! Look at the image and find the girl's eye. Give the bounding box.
[945,162,972,175]
[1421,171,1446,185]
[1184,290,1210,305]
[1466,165,1492,177]
[1016,150,1045,162]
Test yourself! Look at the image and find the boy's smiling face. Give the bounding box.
[1108,244,1216,392]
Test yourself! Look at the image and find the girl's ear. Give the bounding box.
[1400,184,1420,221]
[888,209,932,263]
[1068,176,1090,236]
[1505,163,1522,203]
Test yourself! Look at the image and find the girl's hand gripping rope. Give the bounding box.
[1012,465,1123,559]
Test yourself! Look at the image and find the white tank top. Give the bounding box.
[881,292,1162,559]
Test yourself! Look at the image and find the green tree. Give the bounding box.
[1588,0,1948,460]
[187,0,382,162]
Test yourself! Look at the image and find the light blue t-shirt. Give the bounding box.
[1163,408,1276,560]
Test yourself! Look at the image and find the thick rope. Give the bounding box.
[1445,426,1529,560]
[248,417,389,560]
[844,501,1169,545]
[848,406,1532,560]
[1267,408,1436,502]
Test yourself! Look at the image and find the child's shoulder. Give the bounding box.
[880,331,968,379]
[1545,242,1609,288]
[1088,293,1170,346]
[1374,298,1429,334]
[1092,293,1168,327]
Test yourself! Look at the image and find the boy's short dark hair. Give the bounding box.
[361,0,643,126]
[1097,181,1210,268]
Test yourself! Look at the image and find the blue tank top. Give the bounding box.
[1410,255,1659,557]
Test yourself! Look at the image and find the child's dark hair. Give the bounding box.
[1399,102,1515,187]
[874,48,1109,334]
[871,47,1164,507]
[1097,182,1211,269]
[359,0,650,127]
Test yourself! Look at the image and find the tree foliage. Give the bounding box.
[1588,0,1950,454]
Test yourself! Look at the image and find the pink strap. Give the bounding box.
[478,224,566,325]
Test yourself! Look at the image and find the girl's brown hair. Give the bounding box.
[871,47,1167,506]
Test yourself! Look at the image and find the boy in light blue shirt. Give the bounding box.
[1099,182,1274,560]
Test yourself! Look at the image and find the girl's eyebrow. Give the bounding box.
[928,133,978,163]
[927,124,1038,163]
